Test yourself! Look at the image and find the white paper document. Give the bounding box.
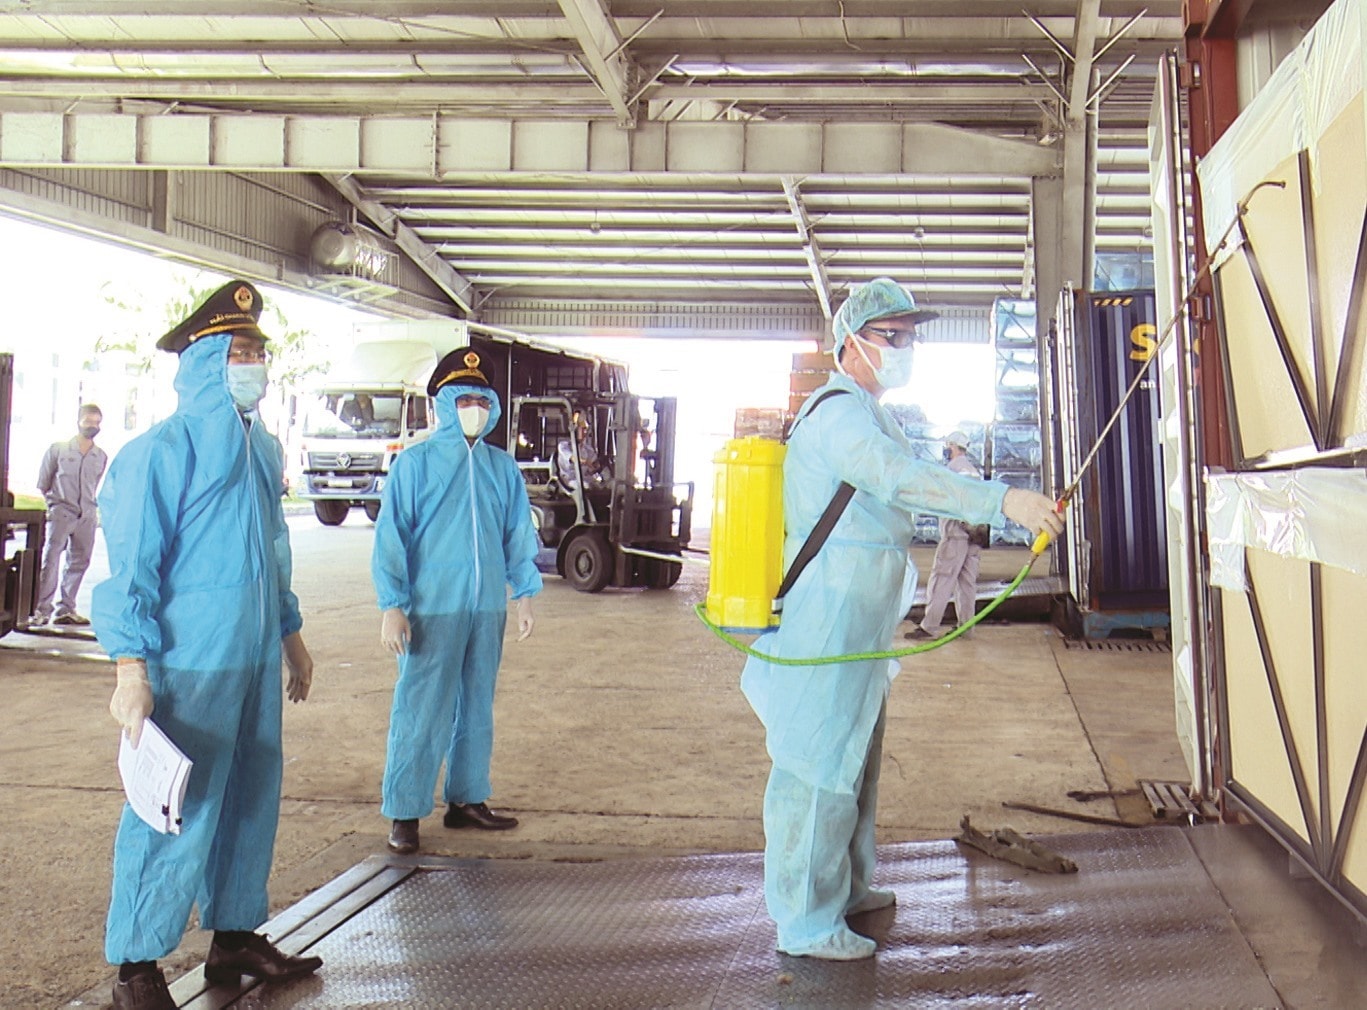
[117,720,193,835]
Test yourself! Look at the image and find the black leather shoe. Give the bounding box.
[444,801,518,830]
[903,626,933,641]
[112,968,175,1010]
[204,933,322,985]
[387,818,419,854]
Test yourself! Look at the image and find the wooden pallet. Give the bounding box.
[1140,780,1198,820]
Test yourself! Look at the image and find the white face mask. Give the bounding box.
[457,403,490,438]
[837,315,915,390]
[854,336,915,389]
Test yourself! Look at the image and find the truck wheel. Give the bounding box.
[562,531,612,593]
[314,500,349,526]
[363,500,381,522]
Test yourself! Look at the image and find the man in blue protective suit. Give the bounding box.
[374,345,541,856]
[95,281,322,1010]
[740,277,1065,960]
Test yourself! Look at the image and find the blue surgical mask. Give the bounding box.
[853,334,915,389]
[227,363,269,411]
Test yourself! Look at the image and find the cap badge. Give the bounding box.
[464,351,480,369]
[233,286,254,311]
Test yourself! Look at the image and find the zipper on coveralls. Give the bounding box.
[466,438,482,599]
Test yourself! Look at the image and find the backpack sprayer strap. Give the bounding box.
[772,480,854,613]
[772,388,853,614]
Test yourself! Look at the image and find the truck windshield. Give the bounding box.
[302,391,404,439]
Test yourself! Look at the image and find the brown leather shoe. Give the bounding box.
[204,932,322,984]
[111,967,175,1010]
[444,801,518,830]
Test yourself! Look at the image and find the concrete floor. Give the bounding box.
[0,516,1362,1008]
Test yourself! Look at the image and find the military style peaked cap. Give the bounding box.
[429,346,494,396]
[156,280,268,353]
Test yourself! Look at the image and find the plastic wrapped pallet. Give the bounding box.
[1196,0,1367,459]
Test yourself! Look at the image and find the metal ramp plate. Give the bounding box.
[178,827,1282,1009]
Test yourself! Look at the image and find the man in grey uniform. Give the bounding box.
[35,403,108,626]
[907,430,985,640]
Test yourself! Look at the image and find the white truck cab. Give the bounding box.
[297,337,441,524]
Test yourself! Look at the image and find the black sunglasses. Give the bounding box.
[860,325,919,349]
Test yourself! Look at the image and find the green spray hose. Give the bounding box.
[694,529,1054,665]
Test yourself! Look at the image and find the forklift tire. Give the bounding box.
[363,500,381,522]
[562,531,612,593]
[646,557,682,589]
[314,500,349,526]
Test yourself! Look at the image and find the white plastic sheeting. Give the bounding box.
[1205,467,1367,590]
[1196,0,1362,270]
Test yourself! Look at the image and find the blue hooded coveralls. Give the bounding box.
[741,372,1008,957]
[373,383,542,820]
[92,335,302,965]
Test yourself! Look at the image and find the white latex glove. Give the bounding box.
[381,607,411,655]
[283,631,313,703]
[110,658,153,748]
[515,597,535,642]
[1002,487,1065,538]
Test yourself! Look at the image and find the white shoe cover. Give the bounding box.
[780,927,877,961]
[846,888,897,915]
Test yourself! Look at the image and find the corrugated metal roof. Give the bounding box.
[0,1,1187,334]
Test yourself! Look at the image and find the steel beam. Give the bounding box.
[0,2,1175,26]
[0,77,1056,108]
[1068,0,1103,122]
[556,0,638,126]
[780,177,833,319]
[647,83,1052,104]
[1032,174,1065,335]
[0,109,1061,178]
[0,1,553,11]
[1058,116,1094,291]
[0,78,605,105]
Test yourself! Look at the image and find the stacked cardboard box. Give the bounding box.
[733,407,787,440]
[788,350,835,418]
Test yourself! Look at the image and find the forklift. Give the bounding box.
[0,353,50,637]
[509,391,692,592]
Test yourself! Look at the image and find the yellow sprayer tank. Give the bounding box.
[706,436,786,633]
